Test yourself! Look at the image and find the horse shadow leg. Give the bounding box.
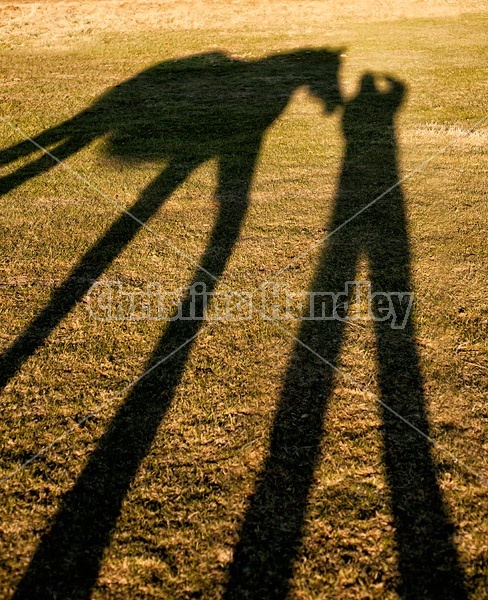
[12,140,261,599]
[0,156,203,393]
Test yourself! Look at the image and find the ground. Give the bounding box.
[0,1,487,598]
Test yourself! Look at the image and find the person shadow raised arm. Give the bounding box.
[6,49,343,599]
[224,74,467,599]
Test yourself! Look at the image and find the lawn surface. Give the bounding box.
[0,1,487,598]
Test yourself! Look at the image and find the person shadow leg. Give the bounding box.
[368,217,466,598]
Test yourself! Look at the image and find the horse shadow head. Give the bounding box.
[298,47,344,113]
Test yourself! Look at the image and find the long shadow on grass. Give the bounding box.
[2,50,343,598]
[224,74,467,599]
[0,50,342,395]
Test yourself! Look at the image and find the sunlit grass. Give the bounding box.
[0,2,487,598]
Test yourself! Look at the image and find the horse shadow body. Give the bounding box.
[1,49,342,599]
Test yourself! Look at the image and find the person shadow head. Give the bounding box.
[224,73,467,599]
[3,49,344,599]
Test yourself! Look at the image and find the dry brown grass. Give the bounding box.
[0,1,487,598]
[1,0,486,49]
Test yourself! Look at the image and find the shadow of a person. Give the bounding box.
[224,74,467,599]
[4,50,342,599]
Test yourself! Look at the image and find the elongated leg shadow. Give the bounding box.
[0,155,202,392]
[12,142,260,600]
[225,75,467,599]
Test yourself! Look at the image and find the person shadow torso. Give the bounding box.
[224,74,467,600]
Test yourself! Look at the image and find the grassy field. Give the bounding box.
[0,1,487,598]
